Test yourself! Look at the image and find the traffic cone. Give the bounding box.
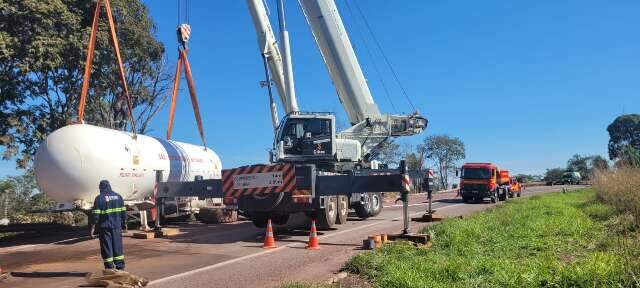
[306,219,320,250]
[262,219,277,249]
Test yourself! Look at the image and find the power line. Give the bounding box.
[343,0,397,113]
[352,0,417,113]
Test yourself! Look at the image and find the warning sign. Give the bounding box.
[233,171,284,190]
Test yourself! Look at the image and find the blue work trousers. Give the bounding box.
[99,228,125,270]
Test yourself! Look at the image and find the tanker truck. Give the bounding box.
[34,124,235,223]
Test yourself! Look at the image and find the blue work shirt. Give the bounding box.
[92,189,126,230]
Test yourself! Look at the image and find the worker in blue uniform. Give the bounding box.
[90,180,127,270]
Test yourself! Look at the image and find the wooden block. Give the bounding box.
[154,227,180,237]
[161,227,180,236]
[388,233,431,245]
[132,232,155,239]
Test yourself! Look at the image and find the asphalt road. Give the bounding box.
[0,185,586,288]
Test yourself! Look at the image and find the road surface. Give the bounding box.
[0,185,585,288]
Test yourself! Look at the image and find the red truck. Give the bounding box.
[458,163,510,203]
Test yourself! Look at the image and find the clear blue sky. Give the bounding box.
[1,0,638,177]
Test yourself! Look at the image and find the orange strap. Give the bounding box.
[78,0,137,135]
[78,0,101,122]
[166,50,183,140]
[166,48,207,148]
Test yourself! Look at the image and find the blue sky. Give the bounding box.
[1,0,638,177]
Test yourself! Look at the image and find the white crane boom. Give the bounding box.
[247,0,298,114]
[298,0,381,125]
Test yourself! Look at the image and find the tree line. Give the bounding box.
[544,114,640,182]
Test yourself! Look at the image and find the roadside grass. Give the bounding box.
[593,167,640,227]
[344,189,640,287]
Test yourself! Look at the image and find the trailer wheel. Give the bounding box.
[498,188,507,201]
[197,208,238,224]
[248,212,269,228]
[354,193,372,219]
[368,193,383,217]
[336,195,349,224]
[271,213,290,225]
[316,196,337,229]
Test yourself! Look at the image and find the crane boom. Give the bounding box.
[298,0,380,125]
[247,0,298,113]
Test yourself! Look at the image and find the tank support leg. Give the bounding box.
[139,210,150,231]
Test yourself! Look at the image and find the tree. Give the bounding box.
[544,168,564,184]
[0,169,43,217]
[591,155,609,171]
[376,141,402,167]
[0,0,170,168]
[567,154,590,177]
[617,146,640,167]
[424,135,466,189]
[404,144,427,171]
[607,114,640,162]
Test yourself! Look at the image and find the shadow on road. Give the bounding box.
[434,198,465,204]
[10,271,89,278]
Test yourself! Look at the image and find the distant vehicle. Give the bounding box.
[561,172,581,185]
[458,163,510,203]
[509,177,522,198]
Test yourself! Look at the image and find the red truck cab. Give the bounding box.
[459,163,500,203]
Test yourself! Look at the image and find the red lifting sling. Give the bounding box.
[78,0,137,135]
[166,24,207,148]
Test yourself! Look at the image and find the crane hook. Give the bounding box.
[176,23,191,49]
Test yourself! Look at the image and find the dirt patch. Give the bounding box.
[333,274,372,288]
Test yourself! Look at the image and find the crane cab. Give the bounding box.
[271,112,362,169]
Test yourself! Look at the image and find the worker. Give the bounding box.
[90,180,127,270]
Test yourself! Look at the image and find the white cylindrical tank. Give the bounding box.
[34,124,221,207]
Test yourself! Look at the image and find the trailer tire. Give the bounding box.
[336,196,349,224]
[498,188,507,201]
[197,208,238,224]
[368,193,383,217]
[316,196,337,229]
[248,212,269,228]
[354,193,372,219]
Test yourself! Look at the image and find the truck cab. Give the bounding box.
[459,163,500,203]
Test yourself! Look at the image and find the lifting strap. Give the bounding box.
[78,0,137,135]
[166,47,207,148]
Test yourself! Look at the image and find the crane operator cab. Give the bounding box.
[273,112,336,164]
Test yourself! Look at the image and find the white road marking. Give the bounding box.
[0,244,38,253]
[149,202,465,286]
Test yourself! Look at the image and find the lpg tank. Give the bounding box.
[34,124,221,208]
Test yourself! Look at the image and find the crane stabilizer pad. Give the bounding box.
[157,179,223,199]
[387,233,431,245]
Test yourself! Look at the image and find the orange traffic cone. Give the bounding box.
[263,219,277,249]
[306,219,320,250]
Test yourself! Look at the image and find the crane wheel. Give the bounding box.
[316,197,337,229]
[368,192,383,217]
[354,193,372,219]
[336,195,349,224]
[198,208,238,224]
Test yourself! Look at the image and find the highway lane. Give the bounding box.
[0,185,585,288]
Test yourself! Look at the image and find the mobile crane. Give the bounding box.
[158,0,427,229]
[223,0,427,228]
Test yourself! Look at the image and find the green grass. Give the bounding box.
[344,189,640,288]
